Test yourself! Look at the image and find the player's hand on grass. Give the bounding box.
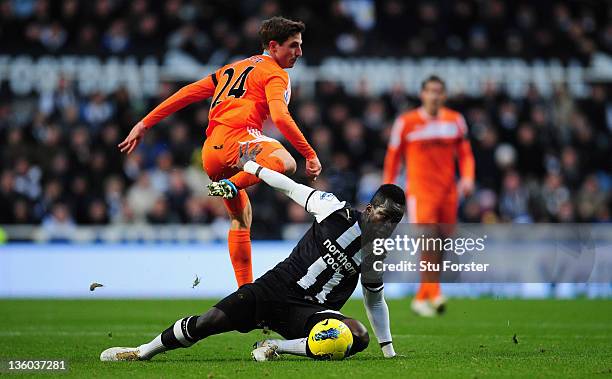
[118,121,147,154]
[234,142,263,170]
[306,156,322,181]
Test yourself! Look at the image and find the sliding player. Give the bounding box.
[383,75,475,316]
[101,143,404,361]
[118,17,321,287]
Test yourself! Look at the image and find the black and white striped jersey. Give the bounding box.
[270,190,377,310]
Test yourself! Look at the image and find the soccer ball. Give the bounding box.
[307,319,353,360]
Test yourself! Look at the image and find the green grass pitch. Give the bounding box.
[1,299,611,378]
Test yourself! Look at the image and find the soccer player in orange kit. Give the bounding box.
[383,75,475,317]
[118,17,321,287]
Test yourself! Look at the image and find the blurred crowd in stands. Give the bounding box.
[1,78,610,237]
[1,0,611,61]
[0,0,611,239]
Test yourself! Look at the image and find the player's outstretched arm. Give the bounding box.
[118,120,147,154]
[382,117,405,184]
[457,139,475,197]
[362,283,396,358]
[265,76,321,180]
[118,75,216,154]
[235,143,344,222]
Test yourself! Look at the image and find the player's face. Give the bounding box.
[420,81,446,113]
[362,203,403,242]
[270,33,303,68]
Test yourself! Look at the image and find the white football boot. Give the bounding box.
[251,340,280,361]
[100,347,144,361]
[410,299,436,317]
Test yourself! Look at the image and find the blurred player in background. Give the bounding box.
[383,75,475,317]
[118,17,321,287]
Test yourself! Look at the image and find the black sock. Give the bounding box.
[160,316,200,349]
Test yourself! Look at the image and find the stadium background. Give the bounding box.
[0,0,610,299]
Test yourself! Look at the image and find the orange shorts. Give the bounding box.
[202,125,285,182]
[202,125,286,216]
[407,190,458,225]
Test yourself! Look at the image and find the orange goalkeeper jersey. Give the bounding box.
[140,54,315,159]
[383,107,475,197]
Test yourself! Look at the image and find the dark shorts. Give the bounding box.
[214,272,347,339]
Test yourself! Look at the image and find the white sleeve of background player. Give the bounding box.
[362,284,396,358]
[243,161,345,223]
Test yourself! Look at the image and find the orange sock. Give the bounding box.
[228,171,261,190]
[229,154,285,190]
[428,282,441,299]
[228,229,252,287]
[415,283,429,300]
[415,283,441,301]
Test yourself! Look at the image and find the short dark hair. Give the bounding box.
[421,75,446,90]
[370,184,406,221]
[259,16,305,50]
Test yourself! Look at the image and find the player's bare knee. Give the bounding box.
[343,318,370,354]
[230,218,250,230]
[268,148,296,175]
[282,156,296,175]
[229,206,252,229]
